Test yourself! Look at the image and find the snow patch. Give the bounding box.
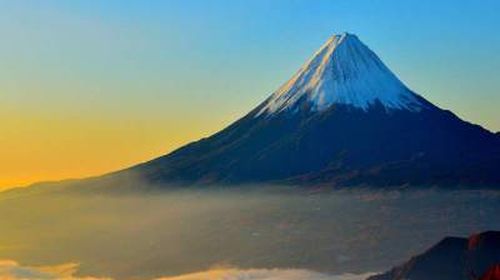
[257,33,423,116]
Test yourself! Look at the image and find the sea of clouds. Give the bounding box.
[0,259,107,280]
[0,260,373,280]
[1,186,499,279]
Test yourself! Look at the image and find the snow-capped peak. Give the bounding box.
[257,33,423,116]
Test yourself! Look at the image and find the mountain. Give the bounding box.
[121,33,500,188]
[367,231,500,280]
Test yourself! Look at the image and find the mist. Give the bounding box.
[0,184,499,279]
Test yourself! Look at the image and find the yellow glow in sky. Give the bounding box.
[0,109,231,191]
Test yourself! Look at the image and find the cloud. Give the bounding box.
[0,260,111,280]
[0,260,373,280]
[157,268,374,280]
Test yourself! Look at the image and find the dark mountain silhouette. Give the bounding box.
[367,231,500,280]
[119,33,500,188]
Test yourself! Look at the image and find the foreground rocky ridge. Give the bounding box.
[368,231,500,280]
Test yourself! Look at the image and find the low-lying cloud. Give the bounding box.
[0,260,372,280]
[159,268,373,280]
[0,259,111,279]
[1,188,499,279]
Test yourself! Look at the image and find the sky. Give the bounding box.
[1,0,499,190]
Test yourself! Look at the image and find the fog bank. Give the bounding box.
[0,186,499,279]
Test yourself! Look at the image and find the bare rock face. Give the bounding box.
[480,264,500,280]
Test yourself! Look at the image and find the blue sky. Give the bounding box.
[2,0,500,126]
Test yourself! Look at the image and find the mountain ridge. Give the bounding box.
[11,33,500,191]
[121,33,500,188]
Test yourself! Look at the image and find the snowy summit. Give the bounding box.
[257,33,424,116]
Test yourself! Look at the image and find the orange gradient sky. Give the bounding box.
[0,108,238,190]
[1,1,500,190]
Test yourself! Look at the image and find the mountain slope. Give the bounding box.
[126,33,500,188]
[367,231,500,280]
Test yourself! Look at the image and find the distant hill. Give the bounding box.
[368,231,500,280]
